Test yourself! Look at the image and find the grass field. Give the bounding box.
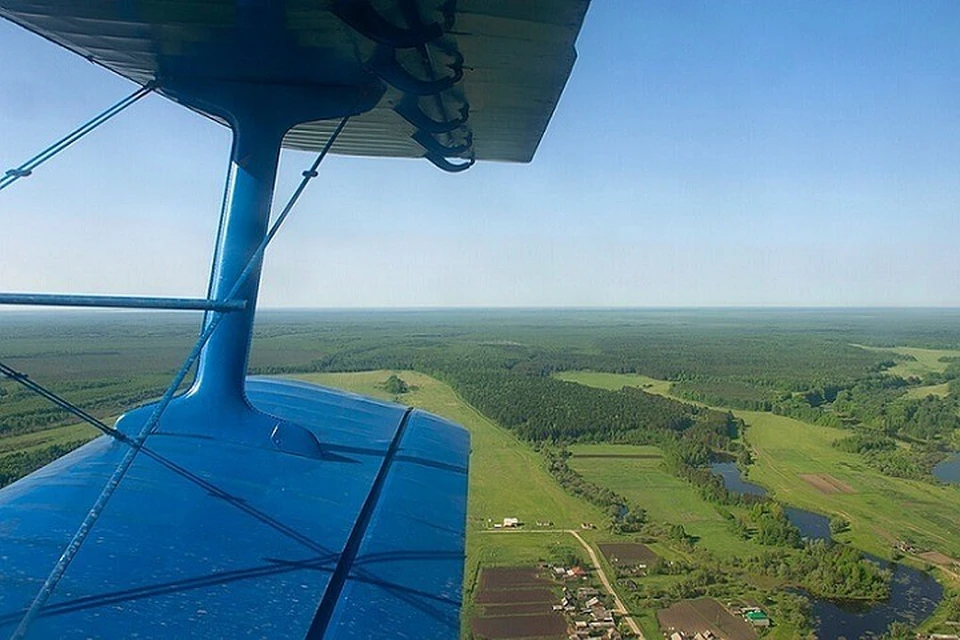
[554,371,673,396]
[905,382,952,399]
[563,371,960,564]
[852,344,960,379]
[290,371,607,637]
[739,409,960,559]
[567,443,760,560]
[293,371,605,533]
[0,422,99,456]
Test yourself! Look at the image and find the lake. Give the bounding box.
[710,462,831,540]
[710,461,943,637]
[811,559,942,639]
[933,453,960,485]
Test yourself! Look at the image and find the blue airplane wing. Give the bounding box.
[0,378,469,638]
[0,0,590,163]
[0,2,590,637]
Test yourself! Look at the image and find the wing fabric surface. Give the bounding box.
[0,0,590,163]
[0,378,469,638]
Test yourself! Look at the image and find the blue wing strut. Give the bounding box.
[0,14,470,637]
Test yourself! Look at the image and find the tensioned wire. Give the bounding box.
[0,82,155,193]
[10,114,351,640]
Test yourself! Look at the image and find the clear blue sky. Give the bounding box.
[1,1,958,307]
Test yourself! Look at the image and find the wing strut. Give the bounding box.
[0,293,245,312]
[0,82,154,193]
[9,115,351,640]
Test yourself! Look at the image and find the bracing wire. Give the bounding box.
[10,114,351,640]
[0,363,332,557]
[0,82,155,193]
[0,363,122,441]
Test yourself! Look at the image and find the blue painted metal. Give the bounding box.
[0,378,469,639]
[191,115,284,406]
[1,12,472,632]
[0,294,245,312]
[0,1,603,634]
[7,109,356,636]
[0,1,591,163]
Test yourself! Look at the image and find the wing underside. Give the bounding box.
[0,1,591,163]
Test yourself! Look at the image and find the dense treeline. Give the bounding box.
[450,372,717,443]
[2,309,957,487]
[671,378,778,411]
[832,376,960,441]
[736,541,892,601]
[0,374,177,438]
[0,440,89,488]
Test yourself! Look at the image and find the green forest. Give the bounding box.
[2,308,959,637]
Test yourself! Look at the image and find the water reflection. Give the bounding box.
[709,461,943,637]
[811,560,942,639]
[933,453,960,485]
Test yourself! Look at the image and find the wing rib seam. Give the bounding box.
[305,406,415,639]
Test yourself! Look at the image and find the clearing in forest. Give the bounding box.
[851,344,960,378]
[799,473,856,494]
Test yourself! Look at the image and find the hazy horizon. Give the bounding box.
[2,2,958,307]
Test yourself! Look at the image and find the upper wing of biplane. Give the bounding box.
[0,0,589,166]
[0,1,590,638]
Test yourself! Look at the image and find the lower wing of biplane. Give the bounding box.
[0,1,590,637]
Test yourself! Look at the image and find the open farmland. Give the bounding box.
[598,543,660,570]
[565,372,960,562]
[292,371,605,638]
[798,473,856,494]
[657,598,757,640]
[567,443,761,559]
[471,567,564,640]
[741,409,960,559]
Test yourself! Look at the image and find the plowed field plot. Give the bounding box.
[657,598,756,640]
[472,567,564,639]
[482,603,554,616]
[799,473,855,494]
[599,542,659,567]
[475,588,555,605]
[571,453,661,459]
[472,614,566,639]
[480,567,545,589]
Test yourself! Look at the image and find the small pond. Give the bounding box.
[811,559,943,639]
[710,461,943,637]
[710,462,829,540]
[933,452,960,485]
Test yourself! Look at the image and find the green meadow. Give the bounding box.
[740,409,960,559]
[567,443,759,559]
[562,371,960,563]
[0,422,98,456]
[292,371,607,635]
[853,344,960,379]
[905,382,952,399]
[294,370,605,533]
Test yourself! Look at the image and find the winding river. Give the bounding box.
[709,462,943,637]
